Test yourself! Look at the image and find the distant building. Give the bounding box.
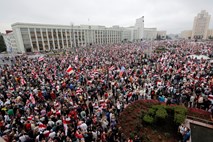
[207,29,213,38]
[192,10,211,39]
[157,31,167,39]
[2,31,18,53]
[180,30,192,39]
[134,16,144,40]
[121,27,133,42]
[181,10,211,40]
[143,28,157,40]
[11,23,123,53]
[9,16,166,53]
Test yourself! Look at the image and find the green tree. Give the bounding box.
[0,34,6,52]
[208,36,213,40]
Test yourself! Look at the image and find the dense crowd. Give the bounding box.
[0,40,213,142]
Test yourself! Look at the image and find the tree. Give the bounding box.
[208,36,213,40]
[0,34,6,52]
[156,34,162,40]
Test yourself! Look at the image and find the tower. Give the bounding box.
[192,10,211,39]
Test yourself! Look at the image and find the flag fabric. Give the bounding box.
[38,56,44,62]
[208,95,213,103]
[20,78,26,86]
[109,66,115,71]
[119,71,124,78]
[29,94,36,104]
[38,123,47,132]
[61,59,66,64]
[75,55,78,62]
[66,65,74,74]
[177,68,182,73]
[63,117,68,136]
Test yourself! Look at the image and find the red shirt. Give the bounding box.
[25,123,31,131]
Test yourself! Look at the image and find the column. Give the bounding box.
[56,29,60,49]
[61,29,64,49]
[69,29,72,48]
[34,28,39,51]
[40,28,45,50]
[28,28,34,52]
[46,28,50,50]
[51,29,56,50]
[65,29,68,48]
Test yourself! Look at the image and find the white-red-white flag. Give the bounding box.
[63,117,68,136]
[75,55,78,62]
[109,66,115,71]
[29,94,36,104]
[38,123,47,131]
[20,78,26,86]
[38,56,44,62]
[66,65,74,74]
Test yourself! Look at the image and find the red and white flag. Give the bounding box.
[66,65,74,74]
[20,78,26,86]
[75,55,78,62]
[61,59,66,64]
[38,123,47,131]
[63,117,68,136]
[208,95,213,103]
[109,66,115,71]
[38,56,44,62]
[29,94,36,104]
[28,115,34,121]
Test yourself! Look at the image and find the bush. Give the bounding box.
[174,106,187,115]
[174,113,186,124]
[155,108,168,119]
[151,105,165,110]
[143,115,154,124]
[148,108,156,116]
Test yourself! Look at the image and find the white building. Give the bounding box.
[144,28,157,40]
[157,31,167,39]
[134,16,144,40]
[10,17,146,52]
[180,30,192,39]
[207,29,213,38]
[192,10,211,39]
[2,32,18,53]
[11,23,123,53]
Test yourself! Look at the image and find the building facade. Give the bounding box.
[180,30,192,39]
[143,28,157,40]
[207,29,213,38]
[12,23,123,53]
[10,16,165,53]
[192,10,211,39]
[135,16,144,40]
[157,31,167,40]
[2,32,18,53]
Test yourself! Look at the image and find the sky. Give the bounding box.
[1,0,213,34]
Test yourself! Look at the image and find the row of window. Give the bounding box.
[20,27,122,52]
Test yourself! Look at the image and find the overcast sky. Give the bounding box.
[1,0,213,34]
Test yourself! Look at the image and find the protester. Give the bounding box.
[0,40,212,141]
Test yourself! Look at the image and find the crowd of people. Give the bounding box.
[0,40,213,142]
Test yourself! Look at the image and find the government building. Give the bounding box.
[3,16,166,53]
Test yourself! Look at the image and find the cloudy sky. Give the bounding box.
[1,0,213,34]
